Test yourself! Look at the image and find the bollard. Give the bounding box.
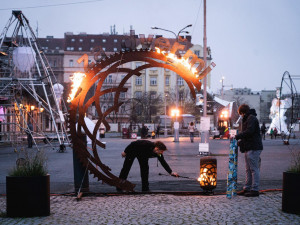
[73,134,89,193]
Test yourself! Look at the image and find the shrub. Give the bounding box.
[9,149,48,177]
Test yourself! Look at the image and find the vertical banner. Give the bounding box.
[226,129,238,199]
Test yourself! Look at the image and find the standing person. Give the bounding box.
[156,124,160,138]
[118,140,179,192]
[270,128,274,139]
[274,127,278,139]
[99,122,105,138]
[188,122,196,143]
[260,122,266,140]
[235,104,263,197]
[26,121,33,148]
[141,124,146,139]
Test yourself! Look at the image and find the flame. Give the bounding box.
[67,72,86,103]
[198,172,216,186]
[155,47,198,75]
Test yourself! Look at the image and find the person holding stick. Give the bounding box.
[118,140,179,192]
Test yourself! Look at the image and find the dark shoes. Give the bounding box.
[237,190,250,196]
[237,190,259,197]
[245,190,260,197]
[116,187,123,193]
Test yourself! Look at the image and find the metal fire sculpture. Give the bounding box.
[68,45,215,192]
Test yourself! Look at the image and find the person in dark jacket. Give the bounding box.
[26,121,34,148]
[118,140,179,192]
[235,104,263,197]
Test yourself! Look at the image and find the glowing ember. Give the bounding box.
[155,47,198,75]
[67,72,86,103]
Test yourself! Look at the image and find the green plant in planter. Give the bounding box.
[287,151,300,173]
[6,148,50,217]
[9,148,48,176]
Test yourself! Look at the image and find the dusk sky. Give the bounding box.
[1,0,299,93]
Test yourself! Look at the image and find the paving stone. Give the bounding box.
[1,192,298,224]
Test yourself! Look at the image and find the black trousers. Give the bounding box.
[27,135,33,148]
[119,156,149,191]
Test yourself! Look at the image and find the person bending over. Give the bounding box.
[118,140,178,192]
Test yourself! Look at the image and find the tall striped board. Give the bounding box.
[226,129,238,199]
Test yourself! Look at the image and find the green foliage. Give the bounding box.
[287,151,300,174]
[9,149,48,177]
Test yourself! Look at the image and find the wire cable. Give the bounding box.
[0,0,104,11]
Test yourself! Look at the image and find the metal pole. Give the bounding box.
[174,74,179,142]
[221,78,224,99]
[73,134,89,193]
[200,0,209,144]
[203,0,207,117]
[164,94,167,137]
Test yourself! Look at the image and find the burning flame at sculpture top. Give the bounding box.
[67,72,86,103]
[155,47,198,76]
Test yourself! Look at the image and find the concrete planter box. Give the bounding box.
[6,174,50,217]
[282,171,300,214]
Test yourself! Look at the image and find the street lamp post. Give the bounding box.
[220,76,225,99]
[220,76,233,99]
[151,25,192,142]
[164,93,168,138]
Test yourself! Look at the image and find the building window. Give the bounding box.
[78,47,82,51]
[91,39,94,43]
[79,39,83,42]
[194,50,200,57]
[135,76,142,85]
[150,76,157,86]
[102,105,107,112]
[56,47,60,50]
[165,76,169,86]
[177,76,184,86]
[135,91,142,98]
[150,91,156,99]
[53,60,57,67]
[102,39,106,43]
[114,39,118,43]
[120,92,125,99]
[120,104,126,113]
[69,59,74,67]
[113,48,117,51]
[71,38,75,42]
[108,75,113,83]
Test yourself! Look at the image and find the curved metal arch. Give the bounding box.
[279,71,299,140]
[68,49,206,191]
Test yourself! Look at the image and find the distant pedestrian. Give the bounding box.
[99,122,105,138]
[260,122,266,140]
[151,131,155,139]
[188,122,196,143]
[156,124,160,138]
[274,127,278,139]
[141,124,148,139]
[235,104,263,197]
[118,140,179,192]
[26,121,33,148]
[270,128,274,139]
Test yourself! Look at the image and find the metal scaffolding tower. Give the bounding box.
[0,11,69,151]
